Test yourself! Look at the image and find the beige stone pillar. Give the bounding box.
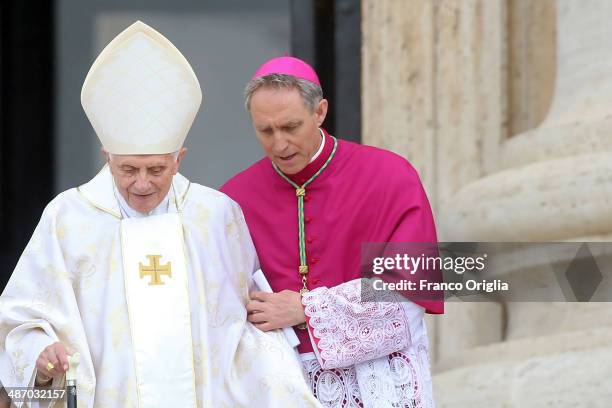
[363,0,508,366]
[362,0,436,196]
[362,0,612,406]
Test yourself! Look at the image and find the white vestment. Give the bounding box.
[0,166,320,408]
[300,281,434,408]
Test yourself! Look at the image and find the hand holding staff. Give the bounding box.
[35,342,69,386]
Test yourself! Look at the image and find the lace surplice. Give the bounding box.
[301,279,435,408]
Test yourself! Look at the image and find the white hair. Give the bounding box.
[108,150,180,162]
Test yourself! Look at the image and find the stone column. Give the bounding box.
[362,0,612,405]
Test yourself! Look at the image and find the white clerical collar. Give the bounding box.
[309,128,326,163]
[113,185,171,218]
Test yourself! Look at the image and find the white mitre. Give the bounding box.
[81,21,202,154]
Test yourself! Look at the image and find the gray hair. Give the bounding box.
[244,74,323,113]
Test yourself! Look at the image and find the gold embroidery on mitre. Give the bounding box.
[139,255,172,285]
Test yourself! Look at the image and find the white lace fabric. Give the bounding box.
[301,279,435,408]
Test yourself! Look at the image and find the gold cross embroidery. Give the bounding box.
[139,255,172,285]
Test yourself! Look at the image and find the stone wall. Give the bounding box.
[362,0,612,405]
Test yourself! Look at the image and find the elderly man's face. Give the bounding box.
[249,86,327,175]
[107,148,187,214]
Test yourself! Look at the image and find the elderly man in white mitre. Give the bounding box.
[0,21,320,408]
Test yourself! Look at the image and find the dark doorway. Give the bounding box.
[291,0,361,143]
[0,1,55,290]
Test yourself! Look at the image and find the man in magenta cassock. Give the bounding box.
[221,56,443,408]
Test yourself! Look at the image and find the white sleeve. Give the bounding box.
[302,278,424,369]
